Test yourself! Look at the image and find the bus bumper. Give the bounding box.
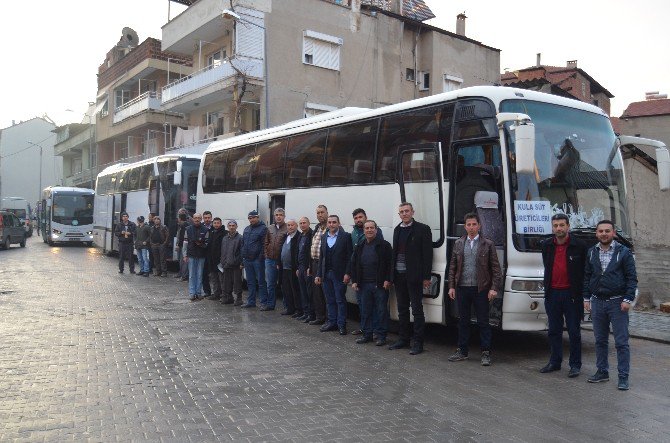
[501,290,548,331]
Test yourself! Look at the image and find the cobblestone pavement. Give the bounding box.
[1,237,669,442]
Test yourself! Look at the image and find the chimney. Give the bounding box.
[456,12,467,36]
[350,0,361,32]
[567,60,578,69]
[536,53,541,67]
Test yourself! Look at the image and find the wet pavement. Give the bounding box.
[0,236,669,442]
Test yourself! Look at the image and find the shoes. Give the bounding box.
[540,363,561,373]
[240,303,256,309]
[309,319,325,326]
[320,323,338,332]
[447,349,469,362]
[304,317,315,323]
[356,336,373,344]
[130,270,136,274]
[220,299,234,305]
[481,351,491,366]
[587,370,610,383]
[180,277,188,281]
[410,344,424,355]
[388,340,410,350]
[375,338,387,347]
[280,310,294,315]
[296,314,308,321]
[190,297,197,302]
[161,272,167,277]
[118,270,124,274]
[260,306,275,312]
[173,274,182,278]
[351,329,363,336]
[339,327,347,335]
[234,299,244,306]
[568,367,581,378]
[617,376,629,391]
[143,273,149,277]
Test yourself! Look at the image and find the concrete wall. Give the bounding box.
[0,118,61,205]
[618,114,670,146]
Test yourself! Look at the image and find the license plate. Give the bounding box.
[68,238,81,241]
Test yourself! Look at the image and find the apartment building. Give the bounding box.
[159,0,500,152]
[94,34,193,168]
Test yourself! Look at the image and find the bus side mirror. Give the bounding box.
[497,113,535,174]
[173,172,182,185]
[46,198,52,207]
[657,147,670,191]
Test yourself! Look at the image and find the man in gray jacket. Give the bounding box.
[220,220,244,305]
[134,216,152,276]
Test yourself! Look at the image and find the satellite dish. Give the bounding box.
[119,27,139,48]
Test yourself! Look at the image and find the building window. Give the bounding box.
[419,72,430,91]
[115,89,131,109]
[303,30,342,71]
[304,102,337,118]
[443,74,463,92]
[406,68,415,81]
[207,49,226,68]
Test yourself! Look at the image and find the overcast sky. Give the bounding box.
[1,0,668,130]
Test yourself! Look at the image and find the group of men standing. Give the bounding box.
[114,204,638,389]
[538,214,637,390]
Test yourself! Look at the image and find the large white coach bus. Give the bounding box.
[196,86,670,331]
[93,154,201,258]
[39,186,95,246]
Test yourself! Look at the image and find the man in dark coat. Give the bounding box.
[539,213,587,377]
[115,212,136,274]
[207,217,227,300]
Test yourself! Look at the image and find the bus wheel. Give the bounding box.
[87,242,93,247]
[47,239,54,247]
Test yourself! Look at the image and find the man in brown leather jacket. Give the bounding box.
[262,208,287,311]
[447,212,502,366]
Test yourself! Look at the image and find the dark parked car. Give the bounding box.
[0,210,26,249]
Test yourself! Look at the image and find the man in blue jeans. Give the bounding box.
[315,215,352,335]
[350,220,392,346]
[183,213,210,301]
[583,219,637,390]
[540,213,587,377]
[240,210,267,308]
[263,208,287,311]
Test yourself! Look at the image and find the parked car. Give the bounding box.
[0,197,32,237]
[0,210,26,249]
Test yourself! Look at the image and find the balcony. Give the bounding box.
[113,91,163,124]
[161,57,263,105]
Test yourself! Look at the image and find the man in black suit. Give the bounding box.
[314,215,352,335]
[389,202,433,355]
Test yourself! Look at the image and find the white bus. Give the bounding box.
[93,154,201,259]
[0,196,32,237]
[196,86,670,331]
[39,186,95,246]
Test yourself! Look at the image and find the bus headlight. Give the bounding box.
[52,228,62,235]
[511,279,544,292]
[87,231,93,235]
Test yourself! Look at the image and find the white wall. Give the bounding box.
[0,118,61,205]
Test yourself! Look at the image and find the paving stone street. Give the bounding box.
[1,237,669,442]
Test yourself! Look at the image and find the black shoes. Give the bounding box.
[617,376,629,390]
[568,367,581,378]
[587,370,610,383]
[338,327,347,335]
[409,344,424,355]
[356,336,373,344]
[375,338,387,347]
[259,306,275,311]
[320,323,338,332]
[350,329,363,336]
[309,319,325,326]
[388,340,410,350]
[540,363,561,373]
[118,270,124,274]
[280,310,294,315]
[447,349,468,362]
[240,303,256,309]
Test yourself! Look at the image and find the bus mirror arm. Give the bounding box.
[497,113,535,175]
[173,172,182,186]
[618,135,670,191]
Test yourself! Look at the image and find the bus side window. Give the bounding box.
[325,119,378,186]
[285,131,327,188]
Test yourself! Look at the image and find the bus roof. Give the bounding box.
[205,85,609,154]
[42,186,95,195]
[97,153,202,178]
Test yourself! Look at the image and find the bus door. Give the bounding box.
[111,193,127,253]
[269,194,285,224]
[396,143,445,307]
[447,142,505,326]
[149,177,160,221]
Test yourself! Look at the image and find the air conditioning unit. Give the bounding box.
[206,124,215,139]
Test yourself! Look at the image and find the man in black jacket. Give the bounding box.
[115,212,136,274]
[389,202,433,355]
[350,220,393,346]
[539,213,587,377]
[279,219,301,316]
[207,217,226,300]
[296,217,314,322]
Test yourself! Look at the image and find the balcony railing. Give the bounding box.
[113,91,162,124]
[162,57,263,104]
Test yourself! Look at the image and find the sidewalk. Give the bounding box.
[582,309,670,344]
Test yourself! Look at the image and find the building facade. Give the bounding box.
[159,0,500,153]
[0,118,60,205]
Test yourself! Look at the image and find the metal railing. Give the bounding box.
[161,57,263,103]
[113,91,162,124]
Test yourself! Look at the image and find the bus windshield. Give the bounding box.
[181,159,200,212]
[53,194,94,225]
[501,99,629,251]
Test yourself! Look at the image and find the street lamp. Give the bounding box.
[221,9,270,128]
[25,140,44,197]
